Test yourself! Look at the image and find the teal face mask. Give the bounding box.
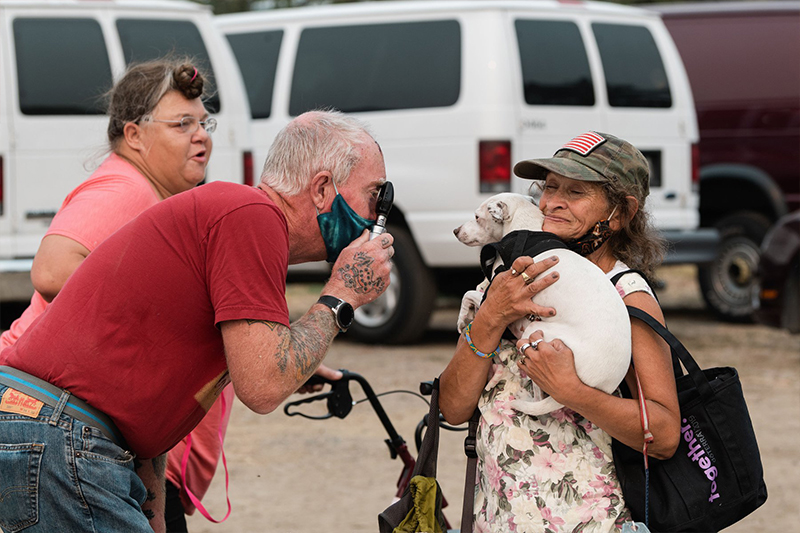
[317,183,376,263]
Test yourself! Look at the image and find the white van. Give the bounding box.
[217,0,718,343]
[0,0,253,301]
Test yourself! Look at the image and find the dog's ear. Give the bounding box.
[488,200,508,223]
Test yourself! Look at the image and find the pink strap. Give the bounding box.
[634,370,654,468]
[190,67,198,82]
[180,393,231,522]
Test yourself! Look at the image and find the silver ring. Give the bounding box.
[527,313,539,322]
[510,268,518,276]
[520,272,533,284]
[518,342,532,354]
[531,339,543,350]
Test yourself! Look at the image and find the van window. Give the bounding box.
[515,20,594,106]
[592,23,671,108]
[13,18,112,115]
[226,31,283,119]
[289,20,460,115]
[641,150,662,188]
[116,19,221,113]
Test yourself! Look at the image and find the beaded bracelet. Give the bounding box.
[463,322,500,359]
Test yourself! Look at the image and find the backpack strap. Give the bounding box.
[180,392,231,523]
[460,408,480,533]
[611,270,677,377]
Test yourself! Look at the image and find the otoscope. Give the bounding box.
[369,181,394,240]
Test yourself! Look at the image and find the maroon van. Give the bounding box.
[653,1,800,321]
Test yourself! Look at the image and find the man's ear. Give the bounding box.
[488,200,508,223]
[310,172,334,212]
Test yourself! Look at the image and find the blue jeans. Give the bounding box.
[0,384,150,532]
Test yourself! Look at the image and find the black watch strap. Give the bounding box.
[318,295,342,309]
[317,295,354,332]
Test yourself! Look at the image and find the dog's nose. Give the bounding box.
[453,227,461,236]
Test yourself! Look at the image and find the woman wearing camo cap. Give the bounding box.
[441,132,680,532]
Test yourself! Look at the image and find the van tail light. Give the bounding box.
[243,151,254,187]
[691,143,700,186]
[0,155,4,215]
[479,140,511,193]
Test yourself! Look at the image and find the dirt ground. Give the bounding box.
[179,265,799,533]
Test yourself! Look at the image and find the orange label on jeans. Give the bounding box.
[0,388,44,418]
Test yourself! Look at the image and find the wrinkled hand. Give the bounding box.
[324,230,394,309]
[516,330,582,405]
[478,256,560,329]
[295,364,343,394]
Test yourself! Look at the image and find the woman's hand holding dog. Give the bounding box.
[517,330,583,407]
[479,255,560,330]
[439,255,560,425]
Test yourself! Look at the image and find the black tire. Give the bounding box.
[698,212,772,321]
[781,260,800,334]
[347,226,436,344]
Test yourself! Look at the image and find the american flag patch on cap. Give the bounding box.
[559,132,606,156]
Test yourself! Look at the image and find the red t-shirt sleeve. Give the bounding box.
[206,202,290,327]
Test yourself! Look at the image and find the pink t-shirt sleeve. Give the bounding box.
[2,155,158,347]
[46,172,159,252]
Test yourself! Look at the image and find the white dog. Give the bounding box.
[453,193,631,416]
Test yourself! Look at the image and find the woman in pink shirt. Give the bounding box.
[0,57,231,532]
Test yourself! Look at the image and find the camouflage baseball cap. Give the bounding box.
[513,132,650,198]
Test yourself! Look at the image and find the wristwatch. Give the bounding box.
[317,295,355,332]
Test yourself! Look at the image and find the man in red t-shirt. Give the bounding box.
[0,111,394,533]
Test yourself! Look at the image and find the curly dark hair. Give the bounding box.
[106,57,206,148]
[598,179,667,279]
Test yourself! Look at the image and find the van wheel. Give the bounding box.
[698,212,771,321]
[781,260,800,334]
[347,226,436,344]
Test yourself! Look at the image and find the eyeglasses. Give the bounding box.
[144,116,217,134]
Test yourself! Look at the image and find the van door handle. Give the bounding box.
[25,210,57,220]
[664,192,677,200]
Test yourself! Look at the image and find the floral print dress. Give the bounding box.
[473,264,651,533]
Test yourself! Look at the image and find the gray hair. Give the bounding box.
[106,57,207,149]
[260,110,376,196]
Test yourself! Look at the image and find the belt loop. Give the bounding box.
[49,389,72,426]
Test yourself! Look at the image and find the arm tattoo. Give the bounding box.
[246,320,288,371]
[337,251,385,295]
[133,455,166,524]
[284,309,337,384]
[245,312,337,385]
[152,455,167,475]
[245,319,279,330]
